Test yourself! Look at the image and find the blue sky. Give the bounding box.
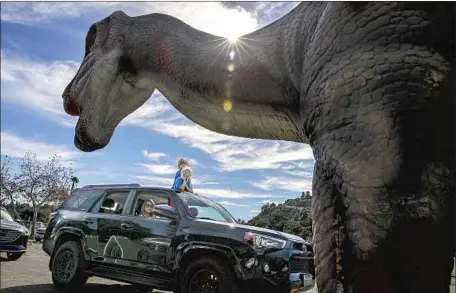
[0,1,314,221]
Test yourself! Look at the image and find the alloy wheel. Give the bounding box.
[55,250,76,282]
[189,269,220,293]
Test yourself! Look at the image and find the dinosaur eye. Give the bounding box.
[118,56,137,75]
[118,56,138,87]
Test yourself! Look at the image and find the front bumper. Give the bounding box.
[237,248,316,292]
[0,234,29,253]
[289,272,315,292]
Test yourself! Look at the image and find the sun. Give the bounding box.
[225,32,240,43]
[207,11,257,43]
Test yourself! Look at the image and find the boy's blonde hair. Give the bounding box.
[181,166,192,179]
[177,157,189,169]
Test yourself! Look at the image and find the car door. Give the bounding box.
[118,189,179,272]
[82,189,133,265]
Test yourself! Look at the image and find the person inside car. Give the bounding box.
[172,166,193,193]
[139,199,156,217]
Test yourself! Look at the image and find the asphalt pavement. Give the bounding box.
[0,242,158,293]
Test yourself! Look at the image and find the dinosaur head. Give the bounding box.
[62,11,154,152]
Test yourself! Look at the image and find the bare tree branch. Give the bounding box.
[0,155,23,219]
[10,152,75,237]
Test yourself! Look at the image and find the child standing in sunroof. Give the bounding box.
[173,157,189,183]
[173,166,193,193]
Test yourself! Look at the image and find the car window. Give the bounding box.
[98,191,130,215]
[188,206,227,222]
[132,190,175,218]
[59,189,99,211]
[178,192,236,223]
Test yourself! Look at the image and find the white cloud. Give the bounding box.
[1,51,80,126]
[1,2,259,40]
[0,131,79,164]
[197,187,278,199]
[142,150,168,162]
[191,174,219,186]
[140,163,176,175]
[140,115,315,172]
[250,176,313,193]
[217,201,248,207]
[132,175,174,187]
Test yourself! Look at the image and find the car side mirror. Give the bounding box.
[188,207,199,217]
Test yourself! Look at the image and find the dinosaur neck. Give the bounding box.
[140,14,305,143]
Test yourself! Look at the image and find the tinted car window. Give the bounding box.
[178,192,236,223]
[59,189,100,211]
[98,191,130,214]
[132,190,172,217]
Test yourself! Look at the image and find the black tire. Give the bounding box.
[6,252,24,261]
[180,257,239,293]
[51,241,88,291]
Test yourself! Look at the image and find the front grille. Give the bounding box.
[289,256,315,275]
[0,229,22,243]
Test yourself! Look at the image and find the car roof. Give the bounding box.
[75,185,213,201]
[76,184,190,194]
[76,184,168,190]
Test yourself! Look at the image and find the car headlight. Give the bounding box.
[244,232,286,249]
[20,227,30,236]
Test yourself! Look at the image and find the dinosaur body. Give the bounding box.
[63,2,455,293]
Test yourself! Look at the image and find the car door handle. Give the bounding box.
[121,223,132,229]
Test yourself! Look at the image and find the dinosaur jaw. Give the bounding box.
[74,127,107,152]
[73,110,113,152]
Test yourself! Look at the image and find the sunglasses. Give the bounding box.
[145,204,154,208]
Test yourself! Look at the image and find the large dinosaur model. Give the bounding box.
[62,2,455,293]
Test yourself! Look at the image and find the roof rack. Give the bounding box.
[82,184,141,188]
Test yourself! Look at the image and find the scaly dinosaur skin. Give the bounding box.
[62,2,455,293]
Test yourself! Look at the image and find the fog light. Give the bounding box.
[264,263,270,273]
[281,265,288,272]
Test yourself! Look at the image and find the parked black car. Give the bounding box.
[0,206,29,260]
[43,184,315,293]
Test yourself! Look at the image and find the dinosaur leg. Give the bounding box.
[309,78,455,292]
[312,151,454,293]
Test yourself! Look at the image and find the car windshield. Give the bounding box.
[178,192,236,223]
[0,209,14,221]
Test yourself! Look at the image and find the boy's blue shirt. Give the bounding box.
[172,170,181,189]
[172,177,192,190]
